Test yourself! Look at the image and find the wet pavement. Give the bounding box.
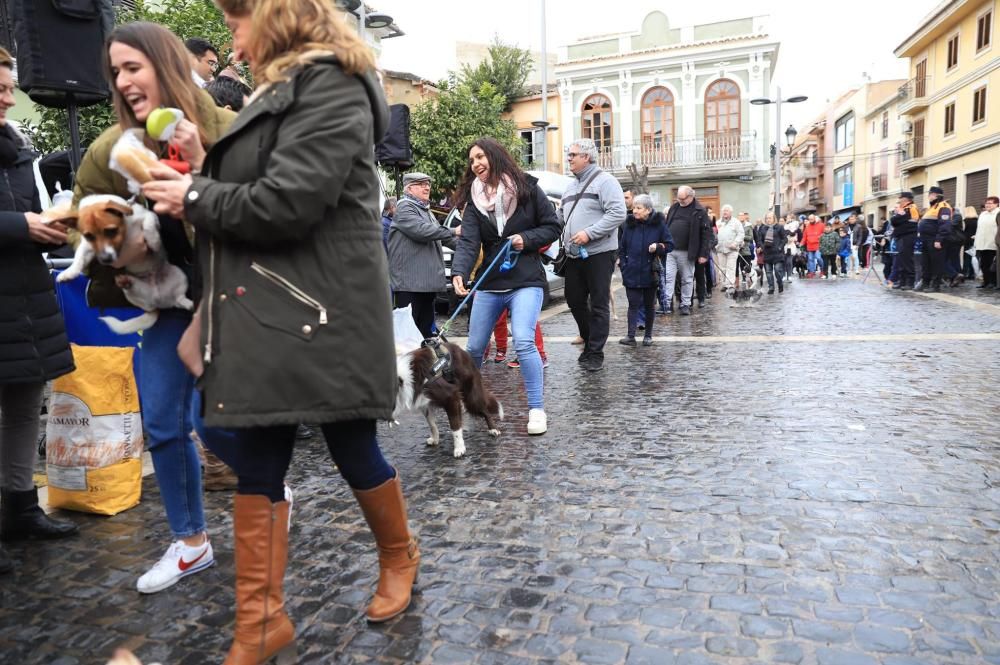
[3,276,1000,665]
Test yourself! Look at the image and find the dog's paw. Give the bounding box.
[487,428,501,438]
[56,269,77,283]
[115,274,134,289]
[425,436,439,447]
[452,443,466,458]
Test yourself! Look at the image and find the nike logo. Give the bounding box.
[178,548,208,572]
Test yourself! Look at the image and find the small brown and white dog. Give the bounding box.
[393,342,503,458]
[57,194,192,333]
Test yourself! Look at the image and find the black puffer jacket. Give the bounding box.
[0,127,74,384]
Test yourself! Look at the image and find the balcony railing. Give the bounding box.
[809,187,823,203]
[871,174,888,193]
[593,132,757,171]
[897,137,927,165]
[898,76,930,113]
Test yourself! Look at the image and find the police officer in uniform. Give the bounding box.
[917,185,954,292]
[889,191,920,290]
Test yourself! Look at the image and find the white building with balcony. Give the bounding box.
[555,11,779,215]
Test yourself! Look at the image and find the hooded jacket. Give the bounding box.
[184,56,395,427]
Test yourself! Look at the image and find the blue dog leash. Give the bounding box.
[435,239,514,339]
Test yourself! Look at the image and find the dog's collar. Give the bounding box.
[421,336,454,386]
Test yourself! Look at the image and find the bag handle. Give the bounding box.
[561,169,603,244]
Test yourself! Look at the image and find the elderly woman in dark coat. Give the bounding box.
[0,47,78,575]
[618,194,673,346]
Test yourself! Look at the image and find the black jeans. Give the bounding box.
[199,416,394,502]
[694,261,708,303]
[979,250,997,285]
[920,235,947,287]
[564,250,616,359]
[895,234,917,287]
[394,291,437,338]
[764,260,784,290]
[625,286,656,338]
[822,254,836,278]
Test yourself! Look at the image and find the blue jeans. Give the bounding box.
[466,287,544,409]
[194,391,393,502]
[807,250,822,273]
[141,314,205,539]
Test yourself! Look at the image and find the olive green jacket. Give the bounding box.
[184,57,395,427]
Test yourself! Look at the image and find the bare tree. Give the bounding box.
[625,163,649,194]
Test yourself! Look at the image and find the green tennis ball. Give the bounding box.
[146,107,183,140]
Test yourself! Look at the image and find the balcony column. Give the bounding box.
[749,52,769,169]
[558,78,574,172]
[618,71,634,171]
[681,61,696,164]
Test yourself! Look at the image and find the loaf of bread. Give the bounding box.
[111,143,160,184]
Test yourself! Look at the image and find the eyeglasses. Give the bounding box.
[566,152,580,158]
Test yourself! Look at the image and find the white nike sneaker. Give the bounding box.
[527,408,547,435]
[136,538,215,594]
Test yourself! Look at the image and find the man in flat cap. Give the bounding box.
[889,191,920,290]
[388,173,458,337]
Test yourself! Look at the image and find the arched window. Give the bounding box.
[641,87,675,163]
[705,79,741,160]
[581,94,613,159]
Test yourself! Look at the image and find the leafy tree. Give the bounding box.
[21,0,233,155]
[409,80,520,202]
[457,37,533,110]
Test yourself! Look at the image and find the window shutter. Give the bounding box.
[939,177,957,207]
[965,170,989,214]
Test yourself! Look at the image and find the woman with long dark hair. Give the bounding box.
[73,22,235,594]
[451,137,562,435]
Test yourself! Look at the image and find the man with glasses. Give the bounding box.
[388,173,458,337]
[185,37,219,88]
[561,139,626,372]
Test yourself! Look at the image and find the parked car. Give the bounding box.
[436,171,575,313]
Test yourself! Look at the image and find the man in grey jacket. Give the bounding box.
[388,172,457,337]
[561,138,627,372]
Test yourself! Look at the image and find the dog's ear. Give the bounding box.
[102,200,134,218]
[53,209,79,229]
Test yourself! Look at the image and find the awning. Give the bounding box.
[830,207,861,222]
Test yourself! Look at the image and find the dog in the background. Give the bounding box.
[727,262,763,306]
[57,194,191,334]
[393,342,503,458]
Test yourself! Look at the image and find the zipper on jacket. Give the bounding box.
[3,171,16,210]
[250,262,328,325]
[204,237,215,364]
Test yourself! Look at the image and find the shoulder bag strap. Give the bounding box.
[561,169,603,244]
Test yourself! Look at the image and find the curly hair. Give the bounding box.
[454,137,531,212]
[214,0,375,84]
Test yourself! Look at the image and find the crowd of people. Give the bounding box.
[1,2,998,661]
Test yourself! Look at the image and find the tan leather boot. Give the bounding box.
[224,495,296,665]
[353,473,420,622]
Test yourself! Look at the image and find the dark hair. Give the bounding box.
[184,37,217,58]
[205,76,251,111]
[106,23,207,146]
[454,137,532,211]
[987,196,999,205]
[623,186,635,195]
[381,196,397,216]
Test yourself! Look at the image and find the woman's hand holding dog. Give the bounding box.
[142,166,193,220]
[25,212,69,245]
[170,119,206,173]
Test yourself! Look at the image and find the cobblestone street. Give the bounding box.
[3,278,1000,665]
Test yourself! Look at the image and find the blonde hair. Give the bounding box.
[215,0,375,85]
[105,23,208,146]
[964,206,978,220]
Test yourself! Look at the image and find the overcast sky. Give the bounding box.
[375,0,935,131]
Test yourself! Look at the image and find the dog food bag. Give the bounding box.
[393,305,425,355]
[46,344,144,515]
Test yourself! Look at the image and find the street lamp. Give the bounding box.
[531,120,559,171]
[785,124,797,148]
[334,1,395,38]
[751,87,807,220]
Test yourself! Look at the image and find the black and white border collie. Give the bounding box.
[393,342,504,458]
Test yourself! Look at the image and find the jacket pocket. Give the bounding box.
[228,262,329,341]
